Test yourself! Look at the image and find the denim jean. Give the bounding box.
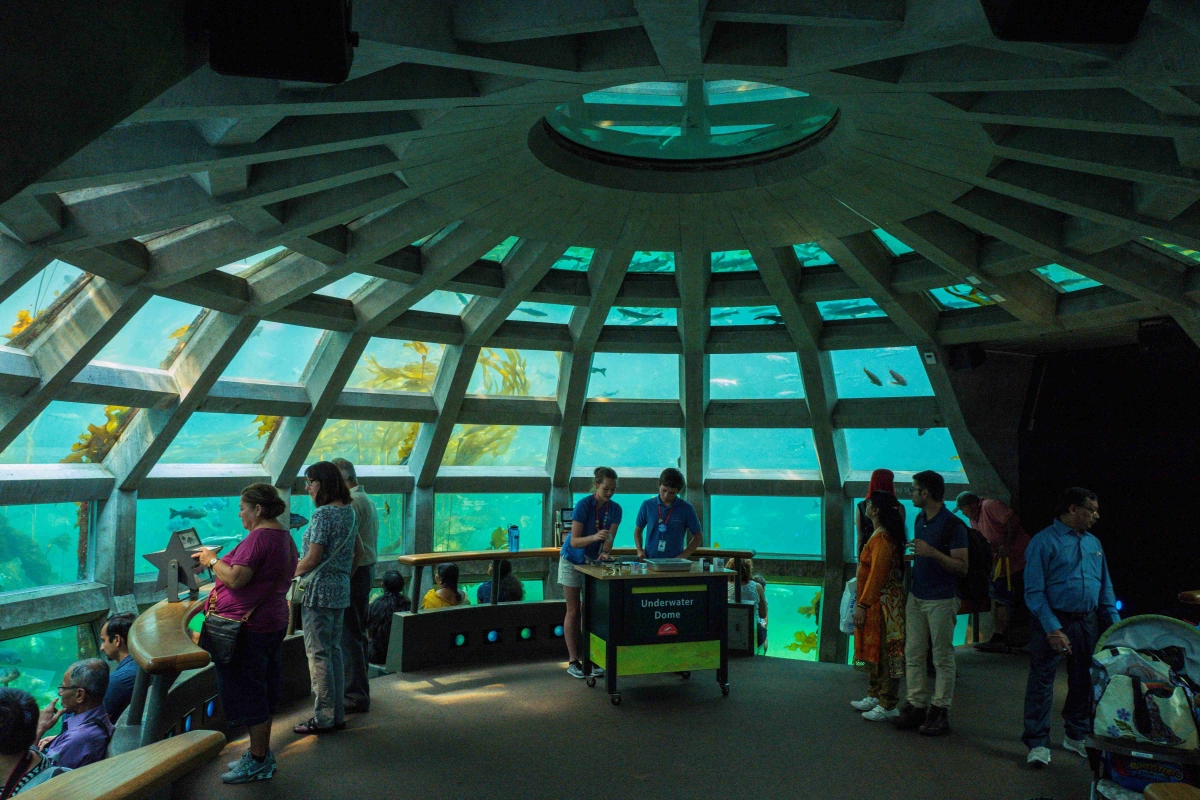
[302,605,346,728]
[342,565,373,709]
[1022,612,1100,749]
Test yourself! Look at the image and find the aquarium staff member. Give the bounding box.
[633,468,703,560]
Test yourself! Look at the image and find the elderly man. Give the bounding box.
[332,457,379,715]
[36,659,114,768]
[1023,488,1119,768]
[954,492,1031,652]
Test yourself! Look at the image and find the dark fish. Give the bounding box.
[615,308,663,321]
[289,513,309,530]
[0,648,21,665]
[597,390,619,398]
[863,368,883,386]
[888,369,908,387]
[917,428,930,436]
[248,327,263,339]
[711,310,739,319]
[0,668,19,686]
[755,314,784,324]
[455,292,469,305]
[169,507,207,520]
[516,307,548,317]
[590,367,607,377]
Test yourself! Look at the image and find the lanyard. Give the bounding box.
[594,499,610,533]
[656,501,675,528]
[2,751,33,800]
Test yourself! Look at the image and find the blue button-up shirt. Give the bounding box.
[1024,518,1119,634]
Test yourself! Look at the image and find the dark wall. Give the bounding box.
[1018,337,1200,621]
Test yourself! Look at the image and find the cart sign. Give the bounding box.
[630,585,707,639]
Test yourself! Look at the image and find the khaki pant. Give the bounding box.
[904,596,958,709]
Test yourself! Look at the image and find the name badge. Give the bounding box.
[657,539,666,552]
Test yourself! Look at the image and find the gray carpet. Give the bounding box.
[177,649,1092,800]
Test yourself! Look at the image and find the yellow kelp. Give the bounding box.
[785,630,819,654]
[64,406,135,464]
[797,590,822,618]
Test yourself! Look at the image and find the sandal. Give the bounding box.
[293,717,342,735]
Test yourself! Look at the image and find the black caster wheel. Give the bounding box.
[721,684,730,696]
[680,671,691,680]
[611,694,621,706]
[586,677,596,688]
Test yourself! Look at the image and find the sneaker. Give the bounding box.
[567,661,586,678]
[862,705,900,722]
[227,750,252,771]
[891,702,928,731]
[1027,746,1051,767]
[851,696,879,711]
[919,705,951,736]
[590,666,606,678]
[222,751,276,784]
[1063,736,1088,758]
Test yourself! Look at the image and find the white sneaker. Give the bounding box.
[1063,736,1088,758]
[1027,746,1051,767]
[850,696,879,711]
[862,705,900,722]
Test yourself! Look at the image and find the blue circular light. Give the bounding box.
[1115,600,1123,611]
[184,715,193,732]
[206,700,216,717]
[487,630,499,643]
[520,628,532,640]
[454,634,466,646]
[554,625,564,637]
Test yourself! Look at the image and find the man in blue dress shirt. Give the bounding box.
[633,468,702,560]
[1022,487,1119,768]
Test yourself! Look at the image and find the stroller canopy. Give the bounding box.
[1098,614,1200,682]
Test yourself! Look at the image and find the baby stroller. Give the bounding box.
[1086,615,1200,799]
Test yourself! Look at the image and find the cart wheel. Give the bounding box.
[586,677,596,688]
[721,684,730,697]
[611,694,621,706]
[680,671,691,680]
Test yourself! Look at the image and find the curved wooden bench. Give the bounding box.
[1145,784,1200,800]
[19,729,225,800]
[128,591,210,675]
[1179,590,1200,605]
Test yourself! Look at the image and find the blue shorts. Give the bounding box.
[213,627,287,728]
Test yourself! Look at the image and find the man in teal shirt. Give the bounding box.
[633,468,702,559]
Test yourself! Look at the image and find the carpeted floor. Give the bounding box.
[177,648,1092,800]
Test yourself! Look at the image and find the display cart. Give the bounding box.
[577,562,731,706]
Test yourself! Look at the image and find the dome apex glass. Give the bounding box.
[545,79,837,161]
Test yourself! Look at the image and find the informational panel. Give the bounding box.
[628,584,708,639]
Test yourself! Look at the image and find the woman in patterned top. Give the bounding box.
[0,689,70,797]
[293,461,359,736]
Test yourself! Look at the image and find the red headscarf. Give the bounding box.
[867,468,895,497]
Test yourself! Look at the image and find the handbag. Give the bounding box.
[839,577,858,635]
[289,508,356,607]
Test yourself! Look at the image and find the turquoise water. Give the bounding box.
[441,425,550,467]
[711,250,756,272]
[507,302,574,324]
[0,503,88,593]
[628,251,674,272]
[1036,263,1102,292]
[158,413,268,464]
[94,296,204,369]
[411,290,473,315]
[710,352,801,398]
[710,496,822,556]
[710,306,782,326]
[468,349,559,397]
[482,237,519,263]
[575,427,681,469]
[929,284,996,309]
[587,353,678,399]
[222,322,323,383]
[829,347,933,398]
[433,493,542,552]
[348,339,443,390]
[604,306,678,326]
[552,247,593,271]
[0,261,83,341]
[763,582,822,660]
[817,298,886,320]
[873,229,914,256]
[459,579,545,605]
[843,428,960,472]
[0,624,98,731]
[0,402,111,464]
[793,242,835,266]
[315,273,373,299]
[709,428,818,470]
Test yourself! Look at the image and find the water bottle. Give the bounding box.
[507,524,519,552]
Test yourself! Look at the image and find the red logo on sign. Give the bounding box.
[658,624,678,636]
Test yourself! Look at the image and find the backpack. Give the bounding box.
[955,521,992,610]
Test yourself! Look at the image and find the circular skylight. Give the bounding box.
[544,79,838,162]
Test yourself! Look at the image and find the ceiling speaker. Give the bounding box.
[209,0,358,84]
[979,0,1151,44]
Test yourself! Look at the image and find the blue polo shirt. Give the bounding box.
[104,655,138,723]
[635,497,702,558]
[1024,518,1119,634]
[911,506,969,601]
[561,495,622,565]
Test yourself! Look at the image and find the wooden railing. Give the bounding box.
[396,547,756,612]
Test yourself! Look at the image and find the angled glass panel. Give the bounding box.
[0,260,84,343]
[628,251,675,273]
[843,428,960,472]
[552,246,594,272]
[347,339,443,392]
[765,581,823,661]
[793,242,836,267]
[576,427,681,469]
[710,428,818,470]
[710,306,782,326]
[710,352,802,399]
[1143,237,1200,263]
[315,273,373,299]
[433,493,542,552]
[468,348,560,397]
[830,347,934,398]
[135,496,257,575]
[605,306,677,326]
[0,503,90,592]
[222,322,323,383]
[711,250,757,273]
[0,625,99,727]
[0,402,119,464]
[817,298,886,320]
[441,425,551,467]
[481,236,519,263]
[292,491,404,556]
[217,246,287,275]
[1035,264,1102,293]
[310,419,416,466]
[506,301,574,325]
[93,296,204,369]
[710,496,822,556]
[411,290,473,315]
[873,229,914,256]
[159,412,273,463]
[929,284,996,309]
[588,352,678,399]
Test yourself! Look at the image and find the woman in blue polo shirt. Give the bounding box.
[559,466,622,679]
[634,468,703,560]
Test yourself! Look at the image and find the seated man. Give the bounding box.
[37,659,114,769]
[0,687,71,795]
[99,613,138,723]
[476,560,524,604]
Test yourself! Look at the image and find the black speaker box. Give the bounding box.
[209,0,357,84]
[979,0,1151,44]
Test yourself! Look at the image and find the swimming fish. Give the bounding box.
[917,428,930,436]
[0,668,19,686]
[248,327,263,339]
[950,455,961,461]
[516,307,548,317]
[863,368,883,386]
[888,370,907,386]
[210,517,223,528]
[615,308,663,321]
[455,292,469,306]
[765,355,790,362]
[289,513,309,530]
[590,367,607,377]
[775,373,800,382]
[597,390,620,398]
[710,378,738,387]
[0,649,21,665]
[711,310,739,319]
[169,325,189,340]
[775,390,799,397]
[755,314,784,324]
[169,507,207,520]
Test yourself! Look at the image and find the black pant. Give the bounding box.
[342,565,373,708]
[1022,612,1100,749]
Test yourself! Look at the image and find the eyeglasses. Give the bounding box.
[1080,505,1099,515]
[57,683,81,694]
[305,479,317,486]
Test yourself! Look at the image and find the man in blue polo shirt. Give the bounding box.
[892,470,969,737]
[633,468,703,560]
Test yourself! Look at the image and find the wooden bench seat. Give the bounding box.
[1145,784,1200,800]
[19,729,225,799]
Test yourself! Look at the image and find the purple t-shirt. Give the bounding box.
[210,527,298,633]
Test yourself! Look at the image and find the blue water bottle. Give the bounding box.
[507,524,519,552]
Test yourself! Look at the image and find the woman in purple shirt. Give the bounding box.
[193,484,298,785]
